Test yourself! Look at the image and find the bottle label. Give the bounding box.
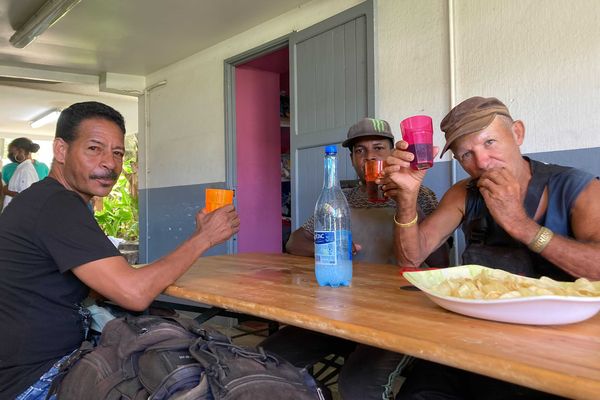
[315,230,351,265]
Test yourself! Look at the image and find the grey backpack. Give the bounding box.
[53,315,323,400]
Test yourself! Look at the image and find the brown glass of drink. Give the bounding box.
[364,160,386,203]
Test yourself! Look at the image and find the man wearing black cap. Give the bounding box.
[262,117,449,400]
[384,96,600,399]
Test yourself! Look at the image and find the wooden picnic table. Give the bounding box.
[164,253,600,399]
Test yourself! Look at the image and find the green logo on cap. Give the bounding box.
[370,118,386,132]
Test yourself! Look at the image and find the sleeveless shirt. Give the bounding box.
[462,157,596,280]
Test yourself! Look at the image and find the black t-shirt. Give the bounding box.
[0,178,121,398]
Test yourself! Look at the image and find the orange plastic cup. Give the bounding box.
[364,160,386,203]
[365,159,384,181]
[204,188,234,212]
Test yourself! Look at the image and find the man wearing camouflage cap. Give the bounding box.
[262,117,449,400]
[383,96,600,399]
[286,117,447,266]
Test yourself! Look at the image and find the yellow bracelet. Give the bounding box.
[528,226,554,253]
[394,213,418,228]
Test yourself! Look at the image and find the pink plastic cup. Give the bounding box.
[400,115,434,170]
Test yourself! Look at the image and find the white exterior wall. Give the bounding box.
[376,0,450,152]
[141,0,363,190]
[142,0,600,190]
[451,0,600,155]
[377,0,600,158]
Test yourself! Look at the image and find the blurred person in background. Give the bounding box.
[2,137,49,184]
[0,162,3,212]
[2,137,48,210]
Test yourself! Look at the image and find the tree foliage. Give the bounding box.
[95,136,138,241]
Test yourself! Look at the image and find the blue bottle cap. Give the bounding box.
[325,145,337,155]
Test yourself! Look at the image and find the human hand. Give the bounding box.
[378,140,437,200]
[352,242,362,256]
[195,204,240,247]
[477,167,529,232]
[379,178,400,199]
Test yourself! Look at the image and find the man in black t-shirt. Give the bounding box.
[0,102,240,399]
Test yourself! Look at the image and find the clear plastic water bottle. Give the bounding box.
[314,145,352,287]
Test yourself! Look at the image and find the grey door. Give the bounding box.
[289,0,374,229]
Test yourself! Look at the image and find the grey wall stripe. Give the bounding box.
[139,181,230,263]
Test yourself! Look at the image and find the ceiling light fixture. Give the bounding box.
[30,109,62,128]
[9,0,82,48]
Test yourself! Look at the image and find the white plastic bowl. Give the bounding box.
[403,265,600,325]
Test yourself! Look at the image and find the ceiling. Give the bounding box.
[0,0,310,142]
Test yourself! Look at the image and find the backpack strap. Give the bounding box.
[192,306,224,325]
[46,341,95,399]
[159,315,231,343]
[188,337,323,400]
[124,314,222,340]
[188,337,280,397]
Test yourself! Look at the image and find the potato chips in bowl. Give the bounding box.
[403,265,600,325]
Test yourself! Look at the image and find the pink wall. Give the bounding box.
[243,47,289,74]
[235,67,282,253]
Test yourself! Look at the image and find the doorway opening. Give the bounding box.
[226,43,291,253]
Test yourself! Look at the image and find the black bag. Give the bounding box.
[54,315,323,400]
[188,333,321,400]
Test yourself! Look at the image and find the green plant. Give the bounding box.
[95,136,139,241]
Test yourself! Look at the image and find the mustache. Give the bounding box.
[90,170,119,181]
